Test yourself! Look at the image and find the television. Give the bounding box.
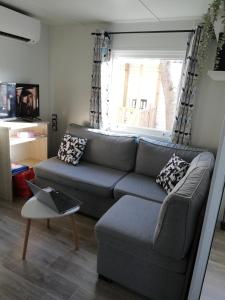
[16,84,39,119]
[0,83,16,120]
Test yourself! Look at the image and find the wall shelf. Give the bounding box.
[0,121,40,130]
[17,159,43,168]
[10,135,47,146]
[208,71,225,81]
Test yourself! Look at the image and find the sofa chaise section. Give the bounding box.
[96,195,187,273]
[96,195,187,300]
[95,152,214,300]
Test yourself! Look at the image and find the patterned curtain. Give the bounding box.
[90,31,112,129]
[171,26,202,145]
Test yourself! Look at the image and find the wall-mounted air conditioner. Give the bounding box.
[0,5,41,44]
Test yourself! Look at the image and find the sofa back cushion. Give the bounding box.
[135,138,203,178]
[67,124,137,172]
[153,152,214,260]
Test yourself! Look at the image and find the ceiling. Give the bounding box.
[0,0,211,25]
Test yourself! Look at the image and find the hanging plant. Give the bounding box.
[197,0,225,73]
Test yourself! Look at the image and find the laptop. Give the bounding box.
[26,181,81,214]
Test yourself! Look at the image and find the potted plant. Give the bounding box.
[198,0,225,72]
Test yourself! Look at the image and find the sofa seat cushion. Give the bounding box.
[95,195,187,273]
[114,173,167,203]
[35,157,127,198]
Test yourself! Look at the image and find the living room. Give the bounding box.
[0,0,225,300]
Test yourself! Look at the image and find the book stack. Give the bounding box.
[11,163,29,175]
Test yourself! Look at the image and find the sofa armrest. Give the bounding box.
[153,158,213,260]
[153,195,190,260]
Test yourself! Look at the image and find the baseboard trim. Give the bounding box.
[98,274,113,283]
[221,221,225,231]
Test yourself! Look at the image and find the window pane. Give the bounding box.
[104,57,183,132]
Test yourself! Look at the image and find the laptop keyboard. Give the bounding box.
[50,191,81,213]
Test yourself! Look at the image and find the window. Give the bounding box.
[102,52,184,137]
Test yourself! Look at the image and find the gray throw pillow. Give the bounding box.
[156,153,189,193]
[57,134,87,165]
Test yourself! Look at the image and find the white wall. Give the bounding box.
[192,43,225,152]
[49,23,101,154]
[49,24,95,129]
[0,24,50,120]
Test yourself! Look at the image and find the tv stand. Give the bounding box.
[0,121,48,202]
[21,117,42,123]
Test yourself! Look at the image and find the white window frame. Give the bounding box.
[107,50,185,141]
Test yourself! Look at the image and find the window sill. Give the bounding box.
[107,125,172,142]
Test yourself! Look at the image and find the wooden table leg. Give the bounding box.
[70,214,79,250]
[47,219,50,229]
[22,219,31,260]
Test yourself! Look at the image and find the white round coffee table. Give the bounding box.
[21,196,80,260]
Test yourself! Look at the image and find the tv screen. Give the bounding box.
[16,84,39,118]
[0,83,16,120]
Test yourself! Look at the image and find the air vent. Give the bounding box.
[0,31,30,42]
[0,5,40,44]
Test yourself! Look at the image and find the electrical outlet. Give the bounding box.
[52,113,57,131]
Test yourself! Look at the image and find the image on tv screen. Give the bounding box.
[16,84,39,118]
[0,83,16,119]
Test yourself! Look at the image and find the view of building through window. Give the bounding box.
[103,57,183,133]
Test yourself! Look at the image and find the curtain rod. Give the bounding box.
[91,29,195,36]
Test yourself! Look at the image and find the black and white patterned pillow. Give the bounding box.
[156,154,190,193]
[57,134,87,165]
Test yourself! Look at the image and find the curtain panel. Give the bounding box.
[90,32,112,129]
[171,26,202,145]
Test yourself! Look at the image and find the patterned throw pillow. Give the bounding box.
[156,154,190,193]
[57,134,87,165]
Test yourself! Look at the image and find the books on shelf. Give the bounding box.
[11,163,29,175]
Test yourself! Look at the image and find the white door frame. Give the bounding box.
[188,118,225,300]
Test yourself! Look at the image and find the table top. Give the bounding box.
[21,196,80,219]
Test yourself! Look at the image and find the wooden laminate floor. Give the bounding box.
[0,199,224,300]
[200,230,225,300]
[0,199,146,300]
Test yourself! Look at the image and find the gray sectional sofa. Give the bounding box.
[35,123,214,300]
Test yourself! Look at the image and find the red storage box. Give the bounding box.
[13,168,35,198]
